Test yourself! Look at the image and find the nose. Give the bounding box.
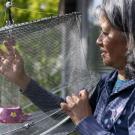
[96,32,103,46]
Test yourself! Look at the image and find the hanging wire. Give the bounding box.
[5,0,14,25]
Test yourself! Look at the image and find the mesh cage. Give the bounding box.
[0,12,99,134]
[0,13,82,105]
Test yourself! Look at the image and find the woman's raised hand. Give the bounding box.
[0,39,30,90]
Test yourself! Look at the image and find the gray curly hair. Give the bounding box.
[97,0,135,79]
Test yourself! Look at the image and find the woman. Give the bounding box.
[1,0,135,134]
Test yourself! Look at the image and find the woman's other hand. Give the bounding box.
[60,89,92,125]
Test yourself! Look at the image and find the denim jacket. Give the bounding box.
[76,70,135,135]
[24,70,135,135]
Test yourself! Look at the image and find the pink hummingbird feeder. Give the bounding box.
[0,106,29,123]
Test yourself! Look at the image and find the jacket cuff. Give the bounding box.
[76,116,108,135]
[21,79,36,94]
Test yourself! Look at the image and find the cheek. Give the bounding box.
[103,43,118,60]
[103,39,113,54]
[105,36,127,54]
[106,47,114,59]
[106,43,127,61]
[103,37,110,45]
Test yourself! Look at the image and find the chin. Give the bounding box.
[102,60,112,67]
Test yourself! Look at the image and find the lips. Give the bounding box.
[101,52,106,57]
[100,48,107,57]
[100,48,105,52]
[100,48,106,53]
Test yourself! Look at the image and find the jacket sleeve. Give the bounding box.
[76,108,135,135]
[128,110,135,135]
[76,116,114,135]
[89,75,107,113]
[23,79,64,112]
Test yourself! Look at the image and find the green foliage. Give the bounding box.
[15,27,62,90]
[0,0,60,26]
[23,104,39,113]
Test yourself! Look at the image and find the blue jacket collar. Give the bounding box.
[105,70,135,95]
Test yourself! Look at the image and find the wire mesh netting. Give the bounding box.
[0,12,100,134]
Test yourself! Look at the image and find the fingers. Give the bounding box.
[4,41,15,56]
[60,94,79,111]
[66,96,75,108]
[3,39,21,61]
[0,49,6,60]
[60,95,77,111]
[60,102,72,117]
[0,48,8,73]
[14,49,22,61]
[3,37,16,46]
[60,102,69,111]
[60,89,89,111]
[79,89,89,99]
[71,93,79,103]
[0,39,17,74]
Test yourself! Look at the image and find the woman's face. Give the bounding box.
[96,15,127,70]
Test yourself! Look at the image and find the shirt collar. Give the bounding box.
[106,70,135,94]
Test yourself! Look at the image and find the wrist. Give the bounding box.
[16,74,31,90]
[74,116,89,125]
